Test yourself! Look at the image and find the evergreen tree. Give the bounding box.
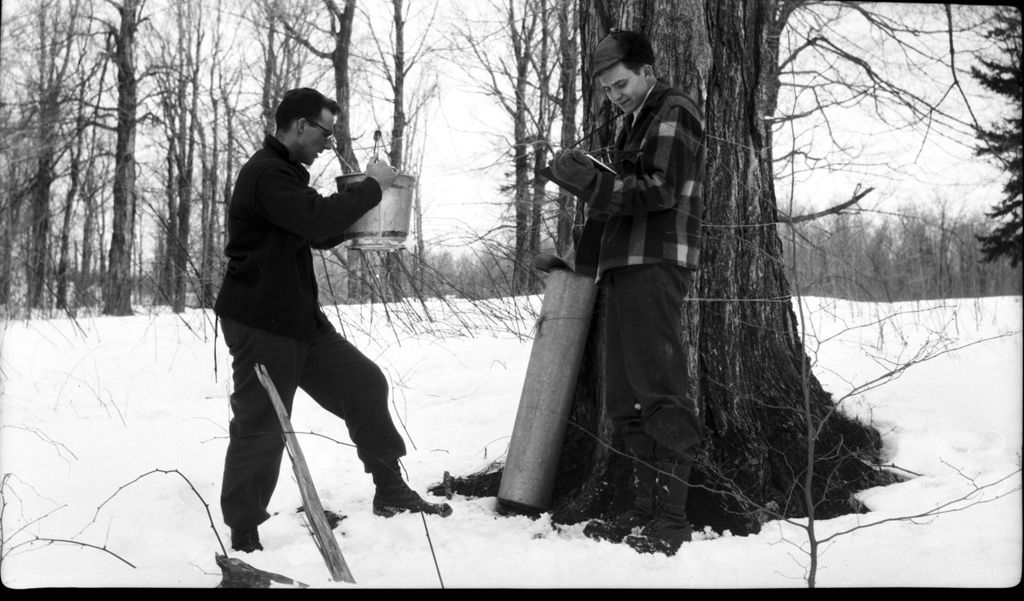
[972,7,1023,267]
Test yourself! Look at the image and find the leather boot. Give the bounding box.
[584,460,657,543]
[371,459,453,518]
[625,461,693,556]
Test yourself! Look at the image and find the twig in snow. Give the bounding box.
[84,468,227,557]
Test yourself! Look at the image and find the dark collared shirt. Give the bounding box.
[214,136,381,339]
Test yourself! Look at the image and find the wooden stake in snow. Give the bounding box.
[254,363,356,584]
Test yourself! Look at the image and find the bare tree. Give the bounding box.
[278,0,361,172]
[350,0,445,302]
[148,0,204,312]
[449,0,566,295]
[770,4,998,213]
[102,0,146,316]
[0,113,29,308]
[55,29,107,311]
[0,10,31,310]
[193,0,243,309]
[23,0,88,311]
[553,0,580,256]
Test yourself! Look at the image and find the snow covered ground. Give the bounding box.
[1,295,1020,588]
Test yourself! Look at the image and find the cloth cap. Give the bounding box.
[593,34,626,76]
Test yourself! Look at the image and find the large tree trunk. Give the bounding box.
[103,0,142,316]
[438,0,890,536]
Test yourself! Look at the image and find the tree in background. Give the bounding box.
[24,1,81,310]
[352,0,443,301]
[53,26,106,312]
[150,0,203,313]
[0,8,29,307]
[972,6,1022,267]
[252,0,316,142]
[450,0,569,295]
[102,0,145,316]
[279,0,360,173]
[0,1,1017,317]
[194,0,244,309]
[553,0,580,256]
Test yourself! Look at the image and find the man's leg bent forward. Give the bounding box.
[298,328,406,476]
[298,328,452,518]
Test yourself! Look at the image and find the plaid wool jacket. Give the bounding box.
[573,80,706,281]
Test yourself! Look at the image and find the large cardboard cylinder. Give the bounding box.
[497,265,598,513]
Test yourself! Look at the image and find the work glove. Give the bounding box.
[550,149,597,190]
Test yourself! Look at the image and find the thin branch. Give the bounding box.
[84,468,227,556]
[817,468,1022,544]
[785,185,875,223]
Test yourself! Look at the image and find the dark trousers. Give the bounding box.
[219,317,406,529]
[602,263,703,463]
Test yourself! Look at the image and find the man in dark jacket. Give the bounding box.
[214,87,450,554]
[548,31,706,557]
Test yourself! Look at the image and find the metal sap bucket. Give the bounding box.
[337,173,415,250]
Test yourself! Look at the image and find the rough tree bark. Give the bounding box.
[103,0,144,316]
[438,0,891,536]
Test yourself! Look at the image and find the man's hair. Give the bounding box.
[594,29,656,76]
[274,88,341,131]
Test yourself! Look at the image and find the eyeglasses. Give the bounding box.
[305,119,335,141]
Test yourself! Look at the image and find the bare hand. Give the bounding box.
[365,157,397,191]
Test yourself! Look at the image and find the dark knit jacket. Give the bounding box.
[214,136,382,340]
[574,80,706,281]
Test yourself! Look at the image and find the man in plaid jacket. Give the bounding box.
[549,30,706,557]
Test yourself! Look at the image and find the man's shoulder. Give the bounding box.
[657,85,701,113]
[239,149,299,180]
[650,86,704,132]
